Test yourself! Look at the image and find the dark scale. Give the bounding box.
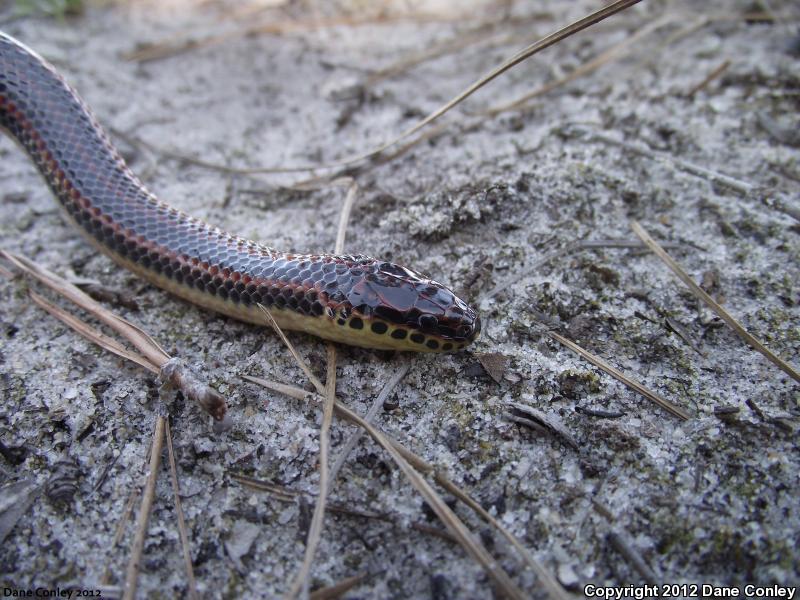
[0,34,481,349]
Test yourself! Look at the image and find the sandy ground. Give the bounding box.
[0,0,798,598]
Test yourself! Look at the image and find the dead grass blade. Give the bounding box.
[631,221,800,384]
[570,127,754,195]
[686,59,731,98]
[607,531,660,586]
[334,180,358,254]
[99,487,138,586]
[548,331,691,421]
[164,419,199,600]
[231,473,457,543]
[362,11,556,88]
[122,416,166,600]
[231,474,297,502]
[256,304,324,393]
[323,0,643,168]
[277,176,357,597]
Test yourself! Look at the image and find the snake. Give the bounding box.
[0,33,480,352]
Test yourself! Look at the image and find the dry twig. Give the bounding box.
[631,221,800,384]
[549,332,691,421]
[485,14,672,115]
[569,127,754,195]
[231,474,457,543]
[284,345,338,599]
[164,419,199,600]
[309,573,370,600]
[282,179,359,598]
[329,362,411,481]
[686,59,731,98]
[0,249,227,420]
[122,416,166,600]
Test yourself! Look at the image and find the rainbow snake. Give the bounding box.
[0,33,480,352]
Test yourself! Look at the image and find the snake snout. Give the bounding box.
[469,314,481,341]
[455,309,480,343]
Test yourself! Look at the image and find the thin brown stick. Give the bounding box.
[231,473,458,543]
[284,345,338,599]
[465,237,684,306]
[607,531,661,585]
[2,250,227,420]
[122,416,166,600]
[1,250,171,366]
[363,10,554,88]
[164,419,199,600]
[334,181,358,254]
[571,127,754,195]
[286,177,357,597]
[329,362,410,481]
[99,490,139,586]
[324,0,643,167]
[686,59,731,98]
[338,401,528,599]
[256,304,325,394]
[309,573,370,600]
[548,331,691,420]
[485,14,672,116]
[630,221,800,384]
[124,12,461,63]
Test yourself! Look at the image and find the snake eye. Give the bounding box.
[456,324,471,338]
[418,314,438,332]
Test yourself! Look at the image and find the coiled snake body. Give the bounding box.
[0,33,480,352]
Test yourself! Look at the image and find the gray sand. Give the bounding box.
[0,1,798,598]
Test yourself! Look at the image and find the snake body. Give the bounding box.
[0,33,480,352]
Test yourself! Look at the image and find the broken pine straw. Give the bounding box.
[283,344,337,600]
[0,249,228,420]
[132,0,643,177]
[548,331,691,421]
[630,220,800,385]
[164,419,199,600]
[245,309,530,598]
[308,573,370,600]
[243,376,569,600]
[122,416,166,600]
[283,178,358,599]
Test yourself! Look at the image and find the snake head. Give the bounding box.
[338,258,481,352]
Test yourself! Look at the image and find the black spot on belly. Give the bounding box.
[350,317,364,330]
[371,322,388,335]
[410,333,424,344]
[426,339,439,350]
[391,329,408,340]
